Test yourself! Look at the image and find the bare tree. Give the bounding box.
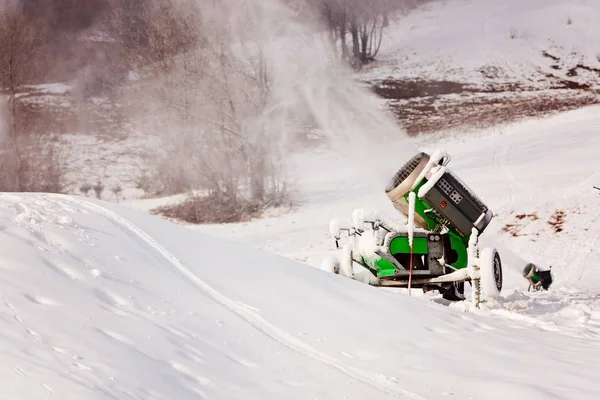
[120,0,293,221]
[316,0,393,67]
[109,0,200,71]
[0,0,47,191]
[191,1,291,207]
[305,0,430,68]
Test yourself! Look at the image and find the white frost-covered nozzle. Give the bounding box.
[467,227,479,269]
[329,219,351,238]
[352,208,365,231]
[410,149,450,190]
[431,149,451,166]
[352,209,406,232]
[356,230,380,260]
[407,191,416,247]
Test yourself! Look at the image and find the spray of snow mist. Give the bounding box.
[127,0,417,193]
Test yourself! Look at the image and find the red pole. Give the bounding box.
[408,247,414,296]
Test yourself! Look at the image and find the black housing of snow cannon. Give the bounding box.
[423,169,493,236]
[385,152,493,237]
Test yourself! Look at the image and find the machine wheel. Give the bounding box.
[321,256,341,274]
[479,247,503,299]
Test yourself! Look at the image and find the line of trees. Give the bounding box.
[0,0,422,221]
[0,0,56,192]
[0,0,118,192]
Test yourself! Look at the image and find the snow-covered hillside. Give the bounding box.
[192,105,600,280]
[1,193,600,400]
[354,0,600,135]
[3,1,600,398]
[190,104,600,340]
[364,0,600,89]
[22,0,600,194]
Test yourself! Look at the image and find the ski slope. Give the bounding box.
[3,1,600,398]
[362,0,600,89]
[192,105,600,340]
[1,192,600,400]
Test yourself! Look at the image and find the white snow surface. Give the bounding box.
[3,1,600,397]
[187,105,600,380]
[361,0,600,88]
[194,106,600,288]
[3,104,591,399]
[2,188,600,400]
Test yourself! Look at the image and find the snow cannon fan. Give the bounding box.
[324,150,503,306]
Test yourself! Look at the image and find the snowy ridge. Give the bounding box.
[5,183,600,400]
[65,195,422,399]
[3,192,600,399]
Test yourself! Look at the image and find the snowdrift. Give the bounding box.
[1,193,599,399]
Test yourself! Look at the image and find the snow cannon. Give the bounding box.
[385,151,494,237]
[323,150,503,305]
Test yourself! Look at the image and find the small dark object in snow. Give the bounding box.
[523,263,553,291]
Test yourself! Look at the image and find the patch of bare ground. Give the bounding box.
[370,78,598,135]
[151,195,264,224]
[502,209,568,239]
[150,192,294,224]
[548,209,567,233]
[542,50,600,83]
[19,92,131,140]
[502,212,541,238]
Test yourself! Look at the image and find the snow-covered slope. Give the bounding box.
[4,1,600,398]
[194,105,600,282]
[2,192,600,400]
[363,0,600,89]
[426,106,600,289]
[191,104,600,341]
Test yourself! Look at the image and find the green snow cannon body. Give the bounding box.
[323,150,503,302]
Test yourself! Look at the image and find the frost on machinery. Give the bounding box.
[323,150,503,306]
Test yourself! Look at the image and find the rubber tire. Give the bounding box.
[321,256,341,274]
[479,247,503,299]
[442,282,465,301]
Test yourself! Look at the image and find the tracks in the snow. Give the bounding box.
[51,194,423,400]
